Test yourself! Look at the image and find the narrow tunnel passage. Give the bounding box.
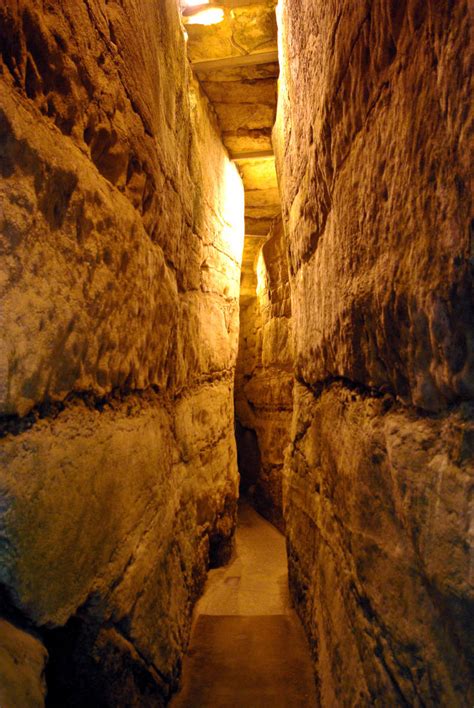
[0,0,472,705]
[170,502,317,706]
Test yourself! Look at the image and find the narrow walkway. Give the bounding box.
[171,502,317,707]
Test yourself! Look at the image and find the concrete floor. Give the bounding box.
[171,502,317,707]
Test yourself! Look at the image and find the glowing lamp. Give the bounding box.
[181,1,225,26]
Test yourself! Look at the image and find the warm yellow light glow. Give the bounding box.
[221,159,245,267]
[185,7,224,25]
[256,248,268,305]
[182,0,210,6]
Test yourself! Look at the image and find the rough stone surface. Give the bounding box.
[0,0,244,416]
[235,219,292,529]
[0,619,47,707]
[285,384,473,706]
[186,0,286,530]
[0,385,238,626]
[275,0,474,704]
[0,0,243,701]
[275,0,473,412]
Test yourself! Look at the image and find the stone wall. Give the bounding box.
[0,0,244,702]
[0,619,47,707]
[274,0,473,704]
[235,219,293,530]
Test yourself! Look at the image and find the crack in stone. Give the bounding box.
[0,369,235,439]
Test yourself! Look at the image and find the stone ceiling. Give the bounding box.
[183,0,281,237]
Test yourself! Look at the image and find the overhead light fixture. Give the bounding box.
[181,0,225,26]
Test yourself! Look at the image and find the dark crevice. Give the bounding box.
[0,584,41,637]
[208,495,238,569]
[373,643,413,708]
[0,368,235,440]
[296,373,394,403]
[235,420,262,496]
[296,373,474,420]
[0,387,144,439]
[42,609,171,708]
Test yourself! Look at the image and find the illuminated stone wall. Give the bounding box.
[0,0,243,702]
[235,218,293,529]
[274,0,473,704]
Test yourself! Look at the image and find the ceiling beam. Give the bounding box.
[221,0,276,6]
[231,149,274,160]
[192,50,279,72]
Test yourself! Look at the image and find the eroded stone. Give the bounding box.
[274,0,474,703]
[0,0,243,701]
[235,219,292,529]
[0,620,47,708]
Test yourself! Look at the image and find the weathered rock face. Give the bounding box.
[0,619,47,707]
[0,0,243,702]
[235,219,292,529]
[286,384,473,705]
[275,0,473,704]
[275,0,473,413]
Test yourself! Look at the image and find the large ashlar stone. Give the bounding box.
[202,78,277,106]
[0,620,47,707]
[0,385,237,628]
[213,102,275,132]
[274,0,473,703]
[235,219,293,529]
[1,382,239,700]
[0,2,244,417]
[0,0,243,700]
[197,62,279,85]
[285,383,473,706]
[275,0,473,412]
[239,236,265,303]
[221,128,273,156]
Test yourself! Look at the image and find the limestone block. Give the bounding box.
[202,79,277,106]
[0,620,47,708]
[274,0,473,412]
[197,63,279,86]
[0,0,243,700]
[284,382,474,706]
[223,130,273,156]
[214,103,276,132]
[245,188,281,211]
[243,370,293,412]
[186,2,278,64]
[0,382,238,694]
[261,317,292,368]
[244,215,275,236]
[0,90,179,416]
[0,1,244,416]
